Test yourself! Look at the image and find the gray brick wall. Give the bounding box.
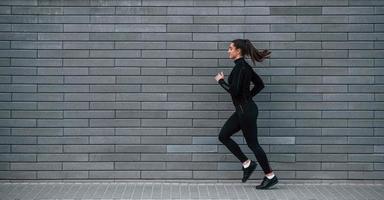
[0,0,383,180]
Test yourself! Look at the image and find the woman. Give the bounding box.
[214,39,278,189]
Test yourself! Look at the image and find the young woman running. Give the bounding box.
[214,39,278,189]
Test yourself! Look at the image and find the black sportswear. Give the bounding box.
[217,56,273,175]
[242,160,257,183]
[218,57,264,109]
[256,176,279,189]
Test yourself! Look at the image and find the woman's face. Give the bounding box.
[227,42,241,60]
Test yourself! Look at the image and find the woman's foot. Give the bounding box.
[242,160,257,182]
[256,174,278,189]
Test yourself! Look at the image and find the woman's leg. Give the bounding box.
[218,112,248,163]
[241,102,273,174]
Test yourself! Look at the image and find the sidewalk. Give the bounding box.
[0,180,383,200]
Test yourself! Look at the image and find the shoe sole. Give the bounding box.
[242,163,257,183]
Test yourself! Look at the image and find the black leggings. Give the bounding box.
[218,100,272,174]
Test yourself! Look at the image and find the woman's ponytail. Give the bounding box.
[232,39,271,65]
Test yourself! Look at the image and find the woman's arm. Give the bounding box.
[218,67,245,96]
[250,70,264,97]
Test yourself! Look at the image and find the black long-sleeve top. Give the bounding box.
[218,57,264,106]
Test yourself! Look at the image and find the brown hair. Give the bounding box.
[231,39,271,65]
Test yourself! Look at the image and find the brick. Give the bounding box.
[38,33,89,40]
[11,6,63,14]
[271,7,321,15]
[115,24,166,32]
[115,59,166,67]
[142,0,192,6]
[64,128,114,136]
[37,119,88,127]
[90,119,140,127]
[115,162,165,170]
[64,24,114,32]
[244,33,295,41]
[0,119,36,127]
[0,15,37,23]
[63,162,113,170]
[270,145,321,153]
[37,171,87,179]
[38,102,89,110]
[11,162,61,170]
[90,67,140,75]
[141,33,192,41]
[193,136,243,145]
[90,85,140,92]
[322,111,373,119]
[271,162,321,171]
[296,119,348,128]
[37,136,88,144]
[0,50,36,58]
[12,145,62,153]
[0,102,36,110]
[64,145,115,153]
[141,136,192,144]
[63,41,113,49]
[0,171,36,179]
[0,110,10,118]
[296,154,348,162]
[142,171,192,179]
[348,137,384,144]
[89,32,140,41]
[296,171,348,179]
[321,163,373,171]
[219,7,269,15]
[349,171,384,180]
[322,145,373,153]
[0,154,36,161]
[116,145,166,153]
[0,33,36,40]
[168,25,218,33]
[64,59,114,67]
[90,153,140,161]
[167,162,217,170]
[141,119,191,127]
[38,50,89,58]
[116,7,166,15]
[141,154,191,162]
[194,16,245,24]
[89,136,140,144]
[12,58,62,67]
[63,6,114,14]
[89,171,140,179]
[297,0,348,6]
[167,145,217,153]
[348,154,384,162]
[12,24,63,32]
[37,152,88,162]
[38,68,88,76]
[322,128,374,136]
[12,111,62,118]
[168,7,218,15]
[64,76,115,84]
[0,6,11,14]
[246,0,296,6]
[195,0,244,6]
[64,111,114,118]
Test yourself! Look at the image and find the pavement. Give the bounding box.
[0,179,384,200]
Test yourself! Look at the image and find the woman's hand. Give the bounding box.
[214,72,224,82]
